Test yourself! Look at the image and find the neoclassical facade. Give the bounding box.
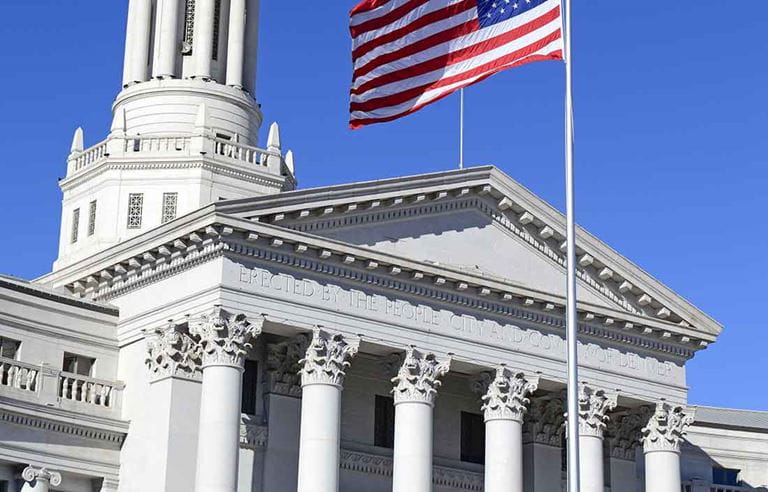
[0,2,766,492]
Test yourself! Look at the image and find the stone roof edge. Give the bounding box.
[212,165,720,337]
[1,275,118,316]
[691,405,768,432]
[35,209,717,353]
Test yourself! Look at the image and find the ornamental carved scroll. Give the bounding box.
[299,327,359,387]
[189,306,265,368]
[578,384,618,438]
[641,400,694,453]
[391,346,451,405]
[608,406,652,460]
[144,321,202,381]
[475,365,539,423]
[22,466,62,487]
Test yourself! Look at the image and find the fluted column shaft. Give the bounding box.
[191,308,264,492]
[642,402,694,492]
[296,329,358,492]
[479,366,538,492]
[123,0,153,86]
[577,385,617,492]
[153,0,181,78]
[226,0,247,87]
[192,0,216,79]
[391,347,451,492]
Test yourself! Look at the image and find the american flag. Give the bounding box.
[349,0,563,128]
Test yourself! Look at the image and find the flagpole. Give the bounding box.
[563,0,581,491]
[459,88,465,169]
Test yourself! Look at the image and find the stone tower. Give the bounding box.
[55,0,295,270]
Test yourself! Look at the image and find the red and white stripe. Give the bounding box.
[349,0,563,128]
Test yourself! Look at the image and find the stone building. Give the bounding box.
[0,1,766,491]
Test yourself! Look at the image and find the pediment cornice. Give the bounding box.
[214,166,722,338]
[36,210,716,360]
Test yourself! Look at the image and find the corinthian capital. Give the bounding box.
[266,334,310,396]
[144,321,202,381]
[475,365,539,423]
[608,406,652,460]
[525,396,565,445]
[578,384,618,438]
[391,346,451,406]
[22,466,62,487]
[299,327,359,387]
[641,400,695,453]
[189,306,264,368]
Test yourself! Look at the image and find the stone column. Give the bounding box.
[153,0,182,78]
[296,328,359,492]
[191,307,264,492]
[123,0,153,86]
[607,408,648,492]
[20,467,61,492]
[226,0,247,87]
[523,397,566,492]
[476,365,538,492]
[261,335,309,492]
[143,321,203,492]
[641,401,694,492]
[192,0,216,79]
[577,384,617,492]
[391,347,451,492]
[243,0,260,94]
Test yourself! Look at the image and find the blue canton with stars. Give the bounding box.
[476,0,551,28]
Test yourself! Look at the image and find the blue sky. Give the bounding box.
[0,2,765,410]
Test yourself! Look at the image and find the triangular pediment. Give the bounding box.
[217,166,722,337]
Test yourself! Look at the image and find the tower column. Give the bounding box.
[192,0,217,79]
[391,347,451,492]
[642,401,694,492]
[191,307,264,492]
[296,328,359,492]
[477,366,538,492]
[226,0,247,87]
[577,384,618,492]
[153,0,182,78]
[243,0,260,94]
[123,0,153,86]
[20,466,62,492]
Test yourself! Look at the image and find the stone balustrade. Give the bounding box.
[59,371,119,408]
[65,134,282,177]
[0,356,124,417]
[0,356,39,393]
[682,483,763,492]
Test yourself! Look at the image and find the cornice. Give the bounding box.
[60,158,287,191]
[0,405,126,446]
[215,165,721,337]
[39,214,713,357]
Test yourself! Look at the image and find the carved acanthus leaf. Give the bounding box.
[641,401,694,453]
[391,346,451,405]
[144,321,202,380]
[578,384,618,438]
[525,396,565,445]
[189,306,264,368]
[475,365,538,422]
[608,406,652,460]
[299,327,359,387]
[265,333,310,396]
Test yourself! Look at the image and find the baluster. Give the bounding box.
[62,377,70,399]
[10,366,20,389]
[27,369,37,391]
[102,385,112,407]
[0,362,5,386]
